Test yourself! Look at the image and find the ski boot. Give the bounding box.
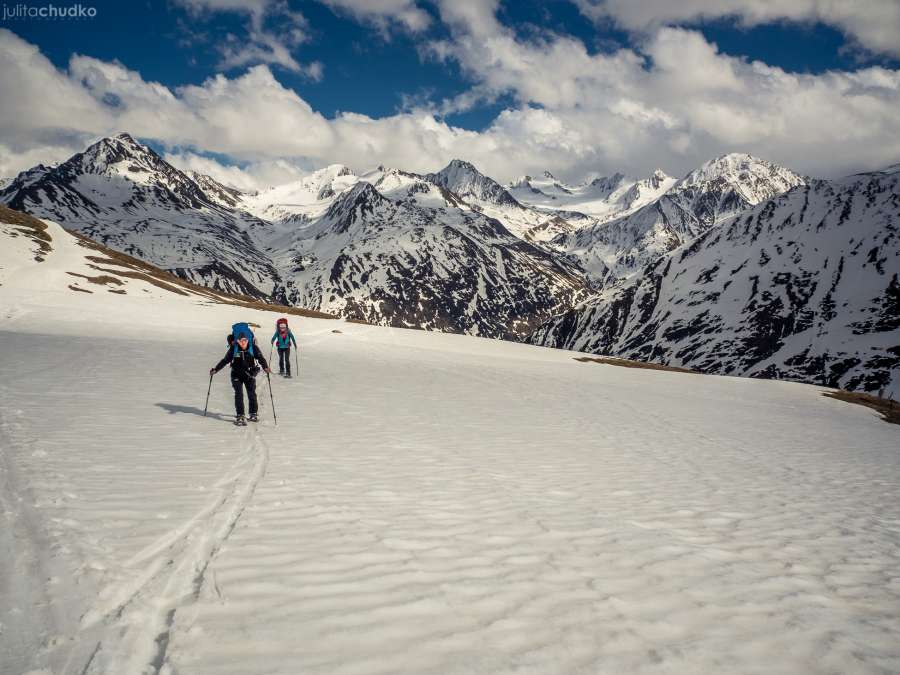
[235,415,247,426]
[249,414,259,423]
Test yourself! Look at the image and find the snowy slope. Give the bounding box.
[557,154,806,283]
[2,204,900,675]
[424,159,556,240]
[0,134,279,299]
[508,168,676,227]
[239,164,359,225]
[531,166,900,393]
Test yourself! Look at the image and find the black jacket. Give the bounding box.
[213,343,269,378]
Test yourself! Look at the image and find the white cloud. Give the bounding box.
[0,141,85,178]
[0,29,112,137]
[435,0,502,39]
[319,0,431,34]
[173,0,315,74]
[574,0,900,58]
[163,152,314,191]
[1,20,899,186]
[175,0,276,16]
[421,5,900,180]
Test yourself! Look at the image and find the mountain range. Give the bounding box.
[2,134,896,392]
[530,167,899,392]
[0,134,588,340]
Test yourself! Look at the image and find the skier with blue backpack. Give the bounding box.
[270,317,298,378]
[210,323,272,426]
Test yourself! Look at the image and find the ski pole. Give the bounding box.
[266,371,277,426]
[294,348,299,375]
[203,371,213,416]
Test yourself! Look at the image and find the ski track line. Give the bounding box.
[0,392,59,674]
[77,448,257,629]
[71,424,270,675]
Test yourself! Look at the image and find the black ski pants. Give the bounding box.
[231,371,258,416]
[278,347,291,375]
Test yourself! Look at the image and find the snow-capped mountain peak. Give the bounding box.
[294,180,391,239]
[0,133,280,298]
[589,172,627,192]
[328,180,384,216]
[649,169,673,188]
[73,132,168,180]
[425,159,521,209]
[554,155,804,285]
[4,163,51,192]
[239,164,360,223]
[675,153,804,203]
[619,169,676,205]
[508,175,535,191]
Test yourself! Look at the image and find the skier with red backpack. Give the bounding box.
[270,317,298,378]
[210,323,272,426]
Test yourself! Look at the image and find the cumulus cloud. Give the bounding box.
[573,0,900,58]
[422,4,900,180]
[319,0,431,35]
[163,152,315,191]
[1,17,899,187]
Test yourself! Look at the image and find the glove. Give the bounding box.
[209,368,215,375]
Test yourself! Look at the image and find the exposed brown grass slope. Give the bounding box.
[68,230,336,319]
[0,204,337,320]
[0,204,52,261]
[823,390,900,426]
[574,356,698,375]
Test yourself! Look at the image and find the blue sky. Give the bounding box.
[1,0,899,186]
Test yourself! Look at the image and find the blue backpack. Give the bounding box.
[231,322,256,356]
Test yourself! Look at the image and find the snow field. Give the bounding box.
[2,320,899,674]
[1,217,899,674]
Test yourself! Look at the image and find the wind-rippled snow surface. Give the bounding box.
[2,319,899,674]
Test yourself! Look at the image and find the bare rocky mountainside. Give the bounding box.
[3,134,896,391]
[530,167,900,392]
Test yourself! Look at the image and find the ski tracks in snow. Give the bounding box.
[70,425,270,675]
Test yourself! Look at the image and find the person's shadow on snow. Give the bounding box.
[156,403,231,423]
